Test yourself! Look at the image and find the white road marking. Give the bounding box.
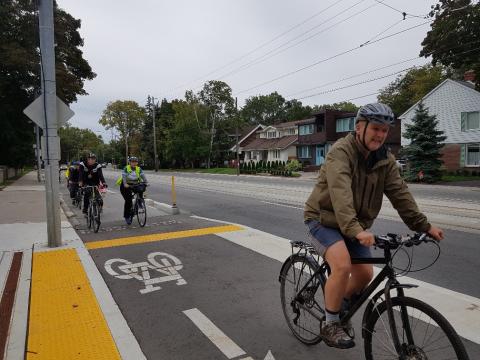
[106,189,117,194]
[261,201,303,210]
[105,252,187,294]
[183,308,246,359]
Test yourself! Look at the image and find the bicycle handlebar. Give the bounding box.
[374,233,437,249]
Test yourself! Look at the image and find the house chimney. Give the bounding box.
[464,69,475,82]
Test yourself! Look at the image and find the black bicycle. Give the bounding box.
[130,182,147,227]
[84,185,101,233]
[279,233,470,360]
[74,186,83,209]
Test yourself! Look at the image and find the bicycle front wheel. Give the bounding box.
[280,254,325,345]
[136,198,147,227]
[364,296,470,360]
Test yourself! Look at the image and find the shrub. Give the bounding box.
[286,159,302,172]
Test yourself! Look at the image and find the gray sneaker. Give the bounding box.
[321,321,355,349]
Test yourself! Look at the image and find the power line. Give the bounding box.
[286,56,421,97]
[165,0,348,96]
[215,0,375,83]
[235,20,432,95]
[296,67,414,100]
[374,0,428,19]
[286,43,480,101]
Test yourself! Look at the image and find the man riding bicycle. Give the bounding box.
[304,103,444,349]
[79,153,107,215]
[116,156,148,225]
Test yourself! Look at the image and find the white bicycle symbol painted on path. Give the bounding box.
[104,252,187,294]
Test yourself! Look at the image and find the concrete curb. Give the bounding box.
[145,198,180,215]
[59,195,81,228]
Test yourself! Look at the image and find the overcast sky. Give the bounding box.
[57,0,436,141]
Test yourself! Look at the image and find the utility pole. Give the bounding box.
[235,97,240,176]
[39,0,61,247]
[151,96,159,172]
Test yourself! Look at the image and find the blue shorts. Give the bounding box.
[305,219,371,258]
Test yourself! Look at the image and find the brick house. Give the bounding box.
[296,109,401,170]
[399,76,480,171]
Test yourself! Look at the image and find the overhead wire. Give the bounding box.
[234,20,432,95]
[285,43,480,101]
[164,0,349,96]
[213,0,374,83]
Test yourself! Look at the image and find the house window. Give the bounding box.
[462,111,480,131]
[267,131,276,138]
[285,128,296,135]
[273,150,281,159]
[336,117,354,132]
[299,124,314,135]
[466,144,480,166]
[299,146,311,158]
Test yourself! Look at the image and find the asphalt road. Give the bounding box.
[101,171,480,299]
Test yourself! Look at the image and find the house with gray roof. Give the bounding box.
[399,76,480,171]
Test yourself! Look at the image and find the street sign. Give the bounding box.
[23,95,74,128]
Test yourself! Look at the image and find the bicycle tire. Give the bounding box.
[280,254,325,345]
[92,202,101,233]
[364,296,470,360]
[136,197,147,227]
[87,202,93,229]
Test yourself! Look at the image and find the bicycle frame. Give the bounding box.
[290,243,419,358]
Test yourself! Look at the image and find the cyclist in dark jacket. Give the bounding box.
[67,161,81,200]
[79,153,107,214]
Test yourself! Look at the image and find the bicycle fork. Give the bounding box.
[384,279,417,360]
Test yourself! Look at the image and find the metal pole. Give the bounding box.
[39,0,61,247]
[152,96,159,172]
[235,97,240,176]
[35,125,42,182]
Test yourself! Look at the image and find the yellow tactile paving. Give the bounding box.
[86,224,244,250]
[27,249,120,359]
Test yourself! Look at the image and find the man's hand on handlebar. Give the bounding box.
[428,225,444,241]
[356,230,375,247]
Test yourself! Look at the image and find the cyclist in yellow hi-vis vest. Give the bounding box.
[116,156,148,224]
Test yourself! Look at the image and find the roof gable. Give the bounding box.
[399,79,480,119]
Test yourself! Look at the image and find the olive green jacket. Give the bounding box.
[304,133,430,238]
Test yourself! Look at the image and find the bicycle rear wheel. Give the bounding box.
[136,197,147,227]
[92,202,101,233]
[280,254,326,345]
[364,296,470,360]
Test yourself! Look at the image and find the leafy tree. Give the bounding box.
[377,65,447,116]
[284,99,312,121]
[403,102,447,183]
[99,100,145,161]
[165,100,209,168]
[421,0,480,89]
[241,92,287,125]
[198,80,235,167]
[58,126,103,162]
[0,0,95,166]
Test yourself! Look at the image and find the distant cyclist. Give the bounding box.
[79,153,107,215]
[116,156,148,225]
[304,103,443,349]
[67,161,81,201]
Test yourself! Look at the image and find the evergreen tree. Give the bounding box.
[403,102,446,183]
